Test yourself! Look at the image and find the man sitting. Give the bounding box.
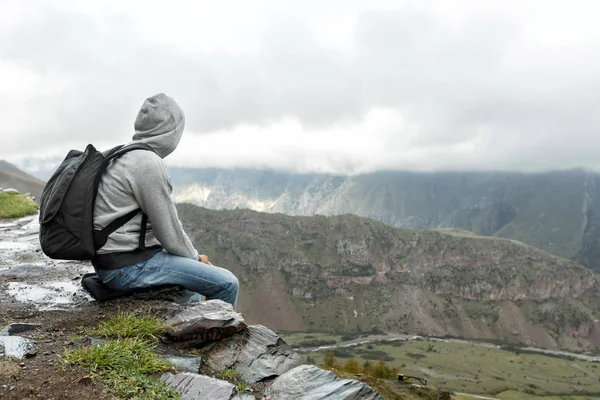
[91,93,239,308]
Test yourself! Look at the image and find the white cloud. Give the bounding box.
[2,0,600,173]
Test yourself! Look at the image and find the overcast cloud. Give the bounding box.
[1,0,600,174]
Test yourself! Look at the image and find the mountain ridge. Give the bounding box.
[175,202,600,351]
[170,167,600,271]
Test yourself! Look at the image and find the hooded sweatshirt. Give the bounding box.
[92,93,199,270]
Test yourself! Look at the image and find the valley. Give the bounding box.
[278,331,600,399]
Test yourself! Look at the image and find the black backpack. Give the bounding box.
[39,142,156,260]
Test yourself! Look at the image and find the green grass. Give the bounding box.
[496,390,597,400]
[217,368,240,380]
[294,336,600,397]
[62,312,180,399]
[235,382,251,393]
[217,368,252,394]
[0,192,38,219]
[61,337,179,399]
[93,310,170,342]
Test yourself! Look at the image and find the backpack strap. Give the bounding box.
[139,212,148,250]
[93,208,142,249]
[105,142,155,162]
[93,142,156,251]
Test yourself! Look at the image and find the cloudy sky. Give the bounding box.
[1,0,600,174]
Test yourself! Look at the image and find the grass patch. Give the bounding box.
[93,310,170,342]
[217,368,240,380]
[63,312,178,399]
[0,192,38,219]
[356,349,395,362]
[217,367,252,395]
[61,337,179,400]
[235,382,251,393]
[496,390,599,400]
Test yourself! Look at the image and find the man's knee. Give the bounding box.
[226,272,239,292]
[217,269,238,292]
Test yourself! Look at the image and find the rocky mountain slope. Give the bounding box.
[171,167,600,271]
[176,203,600,351]
[0,160,46,202]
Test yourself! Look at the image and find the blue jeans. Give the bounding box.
[96,250,239,308]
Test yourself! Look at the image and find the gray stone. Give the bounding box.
[0,336,35,359]
[161,353,202,374]
[164,300,247,345]
[0,322,39,359]
[1,323,41,335]
[264,365,383,400]
[161,372,236,400]
[198,325,304,384]
[2,188,19,194]
[231,394,255,400]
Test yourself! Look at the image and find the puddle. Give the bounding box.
[0,335,35,359]
[7,280,93,310]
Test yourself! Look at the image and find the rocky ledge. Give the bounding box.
[158,301,382,399]
[0,214,384,399]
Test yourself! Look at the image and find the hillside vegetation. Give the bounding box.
[0,191,38,219]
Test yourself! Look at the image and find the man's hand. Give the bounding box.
[199,254,213,265]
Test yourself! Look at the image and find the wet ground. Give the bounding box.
[0,215,95,312]
[0,214,166,399]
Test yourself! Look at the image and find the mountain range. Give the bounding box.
[169,167,600,272]
[5,158,600,350]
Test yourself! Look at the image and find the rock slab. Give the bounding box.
[1,323,40,335]
[161,372,237,400]
[164,300,247,345]
[0,323,37,359]
[199,325,304,383]
[0,336,35,359]
[264,364,383,400]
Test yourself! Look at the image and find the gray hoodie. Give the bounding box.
[93,93,199,262]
